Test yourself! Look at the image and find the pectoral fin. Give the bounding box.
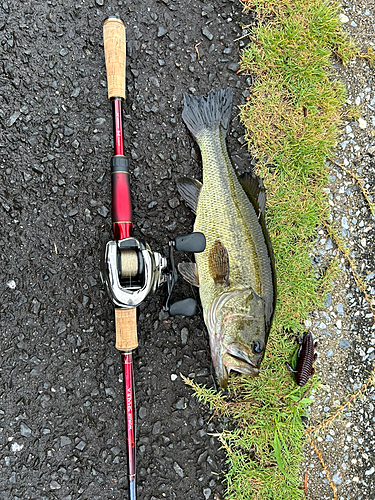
[208,240,230,286]
[178,262,200,287]
[176,177,202,214]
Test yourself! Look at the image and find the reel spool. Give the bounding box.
[101,232,206,315]
[120,251,139,277]
[101,237,167,308]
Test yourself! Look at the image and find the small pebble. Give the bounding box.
[8,107,22,126]
[358,118,367,129]
[175,398,185,410]
[139,407,147,419]
[203,488,212,499]
[336,303,344,316]
[339,13,349,23]
[71,87,81,98]
[152,421,161,435]
[168,197,180,209]
[227,62,240,73]
[60,436,71,447]
[6,280,16,289]
[342,217,349,229]
[181,327,189,345]
[75,441,86,451]
[339,340,351,349]
[50,481,61,490]
[20,423,32,437]
[11,443,23,452]
[332,472,342,485]
[173,461,185,477]
[202,27,213,40]
[157,26,167,37]
[97,206,109,218]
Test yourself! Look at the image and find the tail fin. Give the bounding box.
[182,88,233,140]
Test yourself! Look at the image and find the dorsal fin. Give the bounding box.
[239,172,266,217]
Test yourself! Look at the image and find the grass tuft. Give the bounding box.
[184,1,362,498]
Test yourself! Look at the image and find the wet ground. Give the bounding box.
[0,1,374,499]
[0,1,251,499]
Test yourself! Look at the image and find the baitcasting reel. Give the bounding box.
[101,232,206,316]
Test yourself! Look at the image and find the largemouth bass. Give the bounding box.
[177,88,276,388]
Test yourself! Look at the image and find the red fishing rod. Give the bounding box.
[101,16,206,500]
[102,17,137,500]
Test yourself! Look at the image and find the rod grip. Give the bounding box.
[115,308,138,351]
[103,17,126,100]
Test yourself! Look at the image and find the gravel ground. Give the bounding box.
[0,1,374,500]
[303,3,375,499]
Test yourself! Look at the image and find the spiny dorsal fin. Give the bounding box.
[239,172,266,217]
[176,177,202,214]
[208,240,230,286]
[178,262,200,287]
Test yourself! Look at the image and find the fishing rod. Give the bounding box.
[101,17,206,499]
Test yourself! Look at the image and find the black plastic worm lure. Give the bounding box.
[286,331,317,387]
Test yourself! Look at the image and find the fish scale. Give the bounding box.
[179,88,277,388]
[195,130,271,309]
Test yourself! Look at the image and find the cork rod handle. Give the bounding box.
[115,307,138,352]
[103,17,126,100]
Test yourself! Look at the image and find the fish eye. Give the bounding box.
[251,340,264,354]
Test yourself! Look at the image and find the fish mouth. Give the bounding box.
[226,343,260,369]
[218,357,259,390]
[218,343,260,388]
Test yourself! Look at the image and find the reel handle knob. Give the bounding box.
[169,298,197,317]
[174,232,206,253]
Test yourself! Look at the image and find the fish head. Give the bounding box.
[207,288,268,389]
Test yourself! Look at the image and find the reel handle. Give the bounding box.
[103,17,126,100]
[169,298,197,317]
[174,232,206,253]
